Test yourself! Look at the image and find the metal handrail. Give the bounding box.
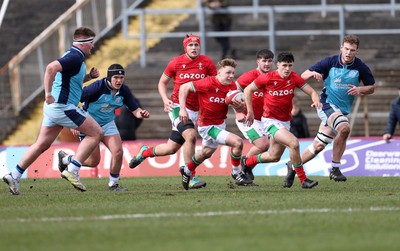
[123,2,400,68]
[0,0,399,138]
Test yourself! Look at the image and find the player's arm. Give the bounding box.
[44,60,62,104]
[243,82,257,126]
[348,84,375,96]
[178,82,194,124]
[301,84,322,109]
[158,74,173,113]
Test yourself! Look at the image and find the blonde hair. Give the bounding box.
[217,58,237,70]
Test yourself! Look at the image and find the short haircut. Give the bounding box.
[276,52,294,63]
[217,58,237,70]
[256,49,274,59]
[73,27,96,40]
[343,34,360,48]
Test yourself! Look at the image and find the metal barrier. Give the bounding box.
[123,0,400,68]
[0,0,399,132]
[0,0,144,116]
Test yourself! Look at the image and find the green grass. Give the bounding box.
[1,176,399,251]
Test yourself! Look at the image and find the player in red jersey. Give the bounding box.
[178,58,253,190]
[242,52,321,189]
[129,34,217,189]
[235,49,274,180]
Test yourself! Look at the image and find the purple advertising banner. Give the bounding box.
[252,139,400,177]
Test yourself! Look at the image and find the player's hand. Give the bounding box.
[140,110,151,119]
[347,85,361,96]
[311,101,322,109]
[163,100,173,113]
[89,67,100,79]
[45,95,55,105]
[232,99,245,113]
[235,112,246,122]
[383,133,392,143]
[70,129,80,138]
[312,71,323,82]
[179,109,189,124]
[245,112,254,127]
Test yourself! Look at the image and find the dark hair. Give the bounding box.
[73,27,96,40]
[256,49,274,59]
[276,52,294,63]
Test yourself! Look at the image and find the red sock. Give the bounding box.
[294,166,307,183]
[142,147,155,158]
[187,161,198,173]
[246,155,258,168]
[230,152,241,167]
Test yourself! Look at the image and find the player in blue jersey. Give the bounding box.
[3,27,103,195]
[283,34,375,187]
[58,64,151,191]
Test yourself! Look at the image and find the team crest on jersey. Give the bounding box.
[198,63,203,70]
[349,70,357,78]
[115,97,122,103]
[286,80,291,86]
[274,81,278,86]
[182,64,186,69]
[215,88,219,93]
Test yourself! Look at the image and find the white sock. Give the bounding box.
[232,166,241,175]
[109,175,119,187]
[67,160,82,174]
[62,155,71,165]
[184,165,192,176]
[11,169,22,181]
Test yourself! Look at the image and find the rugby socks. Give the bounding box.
[67,159,82,174]
[293,162,307,183]
[230,151,241,167]
[187,155,202,173]
[109,173,119,187]
[244,154,261,168]
[331,161,341,169]
[11,165,25,181]
[62,155,73,165]
[142,147,155,158]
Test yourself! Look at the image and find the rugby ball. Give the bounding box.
[225,90,244,105]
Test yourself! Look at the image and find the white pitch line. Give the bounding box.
[4,207,400,223]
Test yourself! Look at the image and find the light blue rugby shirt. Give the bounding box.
[81,78,140,126]
[52,46,87,105]
[309,53,375,115]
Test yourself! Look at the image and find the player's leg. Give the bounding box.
[129,131,183,169]
[61,114,103,192]
[327,111,350,182]
[103,132,127,191]
[274,127,318,189]
[3,125,62,195]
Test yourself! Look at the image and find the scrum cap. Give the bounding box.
[183,34,200,53]
[107,64,125,82]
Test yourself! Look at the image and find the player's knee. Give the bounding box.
[113,147,123,159]
[330,113,349,132]
[338,124,351,138]
[177,120,195,134]
[231,137,243,151]
[287,138,300,151]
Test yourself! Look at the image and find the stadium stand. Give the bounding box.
[1,0,399,145]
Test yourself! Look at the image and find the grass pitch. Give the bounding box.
[1,176,399,251]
